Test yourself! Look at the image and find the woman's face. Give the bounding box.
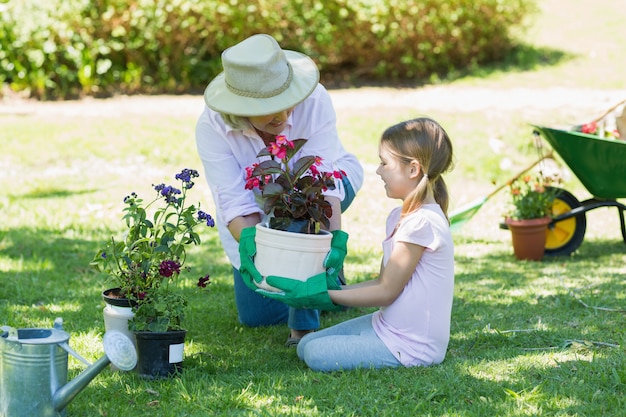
[248,107,295,136]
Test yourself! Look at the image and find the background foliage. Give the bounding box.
[0,0,536,99]
[2,0,625,415]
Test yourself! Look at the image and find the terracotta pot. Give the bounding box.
[253,223,332,292]
[505,217,552,261]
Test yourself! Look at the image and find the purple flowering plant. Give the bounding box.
[91,168,215,332]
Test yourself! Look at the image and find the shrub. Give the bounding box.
[0,0,537,100]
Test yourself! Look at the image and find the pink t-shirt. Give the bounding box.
[371,204,454,367]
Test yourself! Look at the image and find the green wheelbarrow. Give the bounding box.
[528,126,626,256]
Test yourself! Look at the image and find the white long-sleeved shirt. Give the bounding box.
[195,84,364,268]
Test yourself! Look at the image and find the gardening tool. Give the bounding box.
[449,152,553,232]
[0,317,137,417]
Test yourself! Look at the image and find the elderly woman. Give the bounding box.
[195,34,363,346]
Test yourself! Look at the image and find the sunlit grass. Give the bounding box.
[2,1,626,415]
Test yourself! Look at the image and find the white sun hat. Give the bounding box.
[203,34,320,117]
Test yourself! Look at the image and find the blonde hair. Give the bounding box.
[220,113,251,130]
[380,117,454,218]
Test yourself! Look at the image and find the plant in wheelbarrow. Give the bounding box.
[90,168,215,378]
[504,173,560,261]
[239,135,347,303]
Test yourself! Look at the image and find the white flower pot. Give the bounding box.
[254,223,332,292]
[103,304,135,340]
[103,303,136,371]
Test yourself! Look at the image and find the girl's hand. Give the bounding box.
[329,241,424,307]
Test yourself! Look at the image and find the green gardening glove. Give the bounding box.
[239,226,275,294]
[324,230,349,290]
[239,226,310,304]
[239,226,345,310]
[264,272,343,311]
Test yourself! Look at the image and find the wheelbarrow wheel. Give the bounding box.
[545,187,586,256]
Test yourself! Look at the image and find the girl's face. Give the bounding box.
[376,145,419,200]
[248,107,295,136]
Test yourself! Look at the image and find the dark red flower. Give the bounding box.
[197,274,211,288]
[159,260,181,277]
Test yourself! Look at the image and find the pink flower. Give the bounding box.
[269,142,287,159]
[245,177,260,190]
[245,163,258,179]
[242,135,338,233]
[275,135,294,148]
[581,122,597,134]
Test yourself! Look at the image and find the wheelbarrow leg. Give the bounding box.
[619,206,626,246]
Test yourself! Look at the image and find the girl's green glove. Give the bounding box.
[238,226,347,311]
[264,273,342,311]
[324,230,348,291]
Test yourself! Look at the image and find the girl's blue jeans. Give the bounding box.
[296,313,402,372]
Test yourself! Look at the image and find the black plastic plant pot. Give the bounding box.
[102,288,136,308]
[134,330,187,379]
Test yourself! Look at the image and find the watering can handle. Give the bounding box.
[58,342,92,366]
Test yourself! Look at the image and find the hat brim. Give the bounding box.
[203,50,320,117]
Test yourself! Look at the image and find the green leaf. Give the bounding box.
[292,155,316,178]
[262,182,286,197]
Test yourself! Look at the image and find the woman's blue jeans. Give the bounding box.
[232,176,357,330]
[233,267,319,330]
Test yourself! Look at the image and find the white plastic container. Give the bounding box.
[254,223,331,292]
[103,305,136,352]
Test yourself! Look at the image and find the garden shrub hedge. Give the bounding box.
[0,0,537,100]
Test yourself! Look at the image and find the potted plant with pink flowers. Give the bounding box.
[244,135,342,234]
[242,135,345,291]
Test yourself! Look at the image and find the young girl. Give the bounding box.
[296,117,455,371]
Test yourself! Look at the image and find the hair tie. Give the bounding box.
[423,173,429,181]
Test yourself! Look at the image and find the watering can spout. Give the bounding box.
[52,355,111,411]
[52,330,137,412]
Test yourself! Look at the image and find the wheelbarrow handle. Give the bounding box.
[593,98,626,124]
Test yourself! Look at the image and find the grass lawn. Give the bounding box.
[1,0,626,415]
